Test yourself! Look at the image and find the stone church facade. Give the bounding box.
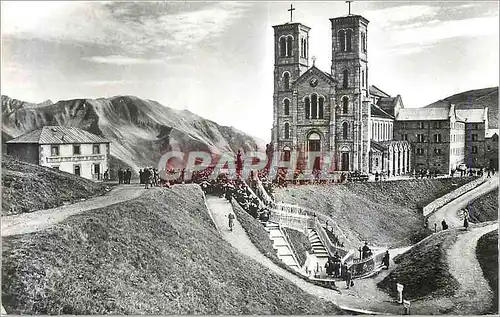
[271,13,411,175]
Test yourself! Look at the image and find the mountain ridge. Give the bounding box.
[2,95,264,174]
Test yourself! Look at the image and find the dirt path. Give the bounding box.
[428,176,498,229]
[447,223,498,314]
[1,184,147,237]
[206,196,407,315]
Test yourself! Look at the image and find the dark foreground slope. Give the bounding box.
[468,189,499,222]
[275,178,473,248]
[2,185,343,315]
[476,231,498,314]
[2,156,108,216]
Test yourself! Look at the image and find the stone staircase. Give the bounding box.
[263,221,301,272]
[306,228,330,275]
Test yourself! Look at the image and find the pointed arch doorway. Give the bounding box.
[308,132,321,170]
[340,146,350,171]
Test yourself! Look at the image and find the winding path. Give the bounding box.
[206,196,405,315]
[447,222,498,314]
[1,184,147,237]
[428,176,498,229]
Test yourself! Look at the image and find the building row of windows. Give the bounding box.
[399,121,470,130]
[52,163,102,177]
[281,95,351,117]
[282,122,350,140]
[451,147,465,155]
[415,146,484,156]
[372,121,392,141]
[279,35,308,58]
[50,144,102,156]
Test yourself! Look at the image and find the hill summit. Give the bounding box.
[425,87,498,128]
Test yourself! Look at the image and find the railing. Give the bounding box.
[269,210,310,234]
[312,217,349,258]
[349,250,386,278]
[46,154,105,163]
[275,203,310,216]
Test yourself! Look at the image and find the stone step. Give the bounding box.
[273,237,287,246]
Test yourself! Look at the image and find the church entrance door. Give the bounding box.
[341,152,349,171]
[308,133,321,170]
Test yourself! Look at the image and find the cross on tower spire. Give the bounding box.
[346,1,353,15]
[288,4,295,22]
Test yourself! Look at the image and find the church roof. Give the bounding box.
[369,85,391,98]
[6,126,109,144]
[371,104,394,119]
[292,65,337,87]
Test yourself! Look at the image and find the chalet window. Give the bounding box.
[433,134,442,143]
[93,144,100,154]
[434,148,442,155]
[419,122,425,129]
[51,145,60,156]
[434,122,441,129]
[74,165,81,176]
[472,134,478,141]
[73,145,81,155]
[416,148,424,155]
[472,146,478,154]
[417,134,425,142]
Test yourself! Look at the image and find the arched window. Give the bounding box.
[342,122,348,140]
[304,39,307,58]
[300,38,304,57]
[342,96,348,114]
[305,97,310,119]
[362,70,365,87]
[339,30,345,51]
[280,37,286,57]
[283,72,290,90]
[318,97,324,119]
[346,29,352,51]
[311,94,318,119]
[284,99,290,115]
[284,123,290,139]
[343,69,348,89]
[286,36,293,57]
[361,32,366,52]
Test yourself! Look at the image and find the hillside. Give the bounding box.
[2,95,264,175]
[425,87,498,128]
[377,230,459,301]
[476,231,498,314]
[2,156,108,216]
[2,185,344,315]
[468,189,498,223]
[274,178,474,248]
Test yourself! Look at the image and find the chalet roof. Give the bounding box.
[455,108,488,123]
[369,85,391,98]
[6,126,109,144]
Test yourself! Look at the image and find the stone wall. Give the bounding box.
[422,176,485,216]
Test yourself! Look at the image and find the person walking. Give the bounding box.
[342,264,353,289]
[227,212,235,231]
[463,210,469,230]
[382,250,390,269]
[144,168,151,189]
[118,168,124,184]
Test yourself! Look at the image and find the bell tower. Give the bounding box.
[330,13,371,172]
[271,6,310,156]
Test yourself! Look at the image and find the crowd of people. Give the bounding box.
[117,168,132,184]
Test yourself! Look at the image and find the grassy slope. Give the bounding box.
[2,156,108,216]
[476,231,498,314]
[377,230,460,300]
[275,178,473,247]
[468,189,498,223]
[282,228,311,267]
[2,185,343,315]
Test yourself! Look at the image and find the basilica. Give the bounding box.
[270,10,411,175]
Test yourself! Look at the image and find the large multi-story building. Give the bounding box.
[394,104,466,174]
[6,126,110,181]
[270,11,411,176]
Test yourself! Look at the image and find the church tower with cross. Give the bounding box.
[270,3,411,176]
[271,4,311,158]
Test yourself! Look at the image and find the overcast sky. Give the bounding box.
[2,1,498,140]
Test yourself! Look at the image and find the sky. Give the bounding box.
[1,1,499,141]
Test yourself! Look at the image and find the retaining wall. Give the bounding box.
[422,176,485,216]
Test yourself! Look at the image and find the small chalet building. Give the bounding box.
[6,126,110,181]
